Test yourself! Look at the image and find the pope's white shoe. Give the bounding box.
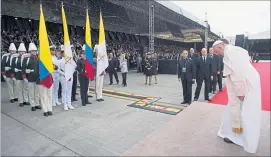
[64,106,68,111]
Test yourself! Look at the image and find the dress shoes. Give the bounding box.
[19,103,24,107]
[24,102,30,105]
[205,98,211,101]
[44,112,49,117]
[31,107,36,111]
[47,111,53,116]
[35,106,42,109]
[188,101,191,105]
[14,98,18,102]
[194,98,198,101]
[181,101,187,104]
[10,99,15,103]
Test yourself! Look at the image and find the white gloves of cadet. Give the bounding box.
[24,78,28,83]
[14,68,19,72]
[25,69,31,74]
[4,67,11,71]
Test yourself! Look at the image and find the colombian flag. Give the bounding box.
[96,11,109,76]
[39,5,53,88]
[85,9,94,80]
[61,4,74,81]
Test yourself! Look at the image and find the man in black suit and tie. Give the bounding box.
[178,50,196,105]
[189,48,200,61]
[108,53,119,85]
[194,48,213,101]
[208,48,220,94]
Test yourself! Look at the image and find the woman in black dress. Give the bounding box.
[144,53,153,85]
[152,53,158,84]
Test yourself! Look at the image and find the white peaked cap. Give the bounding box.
[28,43,38,52]
[49,45,56,49]
[82,44,85,51]
[212,40,223,47]
[18,43,27,52]
[71,45,74,48]
[9,43,17,51]
[61,45,64,51]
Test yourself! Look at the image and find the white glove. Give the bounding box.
[192,79,196,82]
[14,68,19,72]
[3,75,7,81]
[12,77,16,81]
[26,69,31,74]
[23,78,28,83]
[4,67,10,71]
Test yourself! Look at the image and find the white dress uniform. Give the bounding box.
[4,43,18,101]
[51,54,61,106]
[58,57,76,110]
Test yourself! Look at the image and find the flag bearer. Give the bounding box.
[22,43,42,112]
[1,43,18,103]
[50,45,61,106]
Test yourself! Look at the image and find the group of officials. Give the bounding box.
[1,42,104,117]
[178,47,224,105]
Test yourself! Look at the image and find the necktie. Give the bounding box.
[203,56,206,63]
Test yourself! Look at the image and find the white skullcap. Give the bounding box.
[212,40,223,47]
[49,45,56,49]
[9,43,17,51]
[28,43,37,52]
[18,43,26,52]
[71,45,74,48]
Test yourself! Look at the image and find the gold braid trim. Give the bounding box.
[232,127,243,134]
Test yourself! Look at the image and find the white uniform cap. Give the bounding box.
[18,43,27,52]
[9,43,17,51]
[28,43,37,52]
[212,40,223,47]
[71,45,74,48]
[60,45,64,51]
[82,44,85,51]
[49,45,56,49]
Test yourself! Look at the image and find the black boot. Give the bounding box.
[31,107,36,111]
[14,98,18,102]
[35,106,42,110]
[44,112,48,117]
[19,103,24,107]
[10,99,15,103]
[47,111,53,116]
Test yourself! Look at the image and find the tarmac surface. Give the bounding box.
[1,71,269,156]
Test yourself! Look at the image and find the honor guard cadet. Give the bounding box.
[152,53,159,84]
[11,43,30,107]
[77,50,92,106]
[22,43,42,112]
[83,44,93,98]
[50,45,61,106]
[1,43,18,103]
[178,50,196,105]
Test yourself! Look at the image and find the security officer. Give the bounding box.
[11,43,30,107]
[22,43,42,112]
[76,50,92,106]
[178,50,196,105]
[71,44,78,102]
[1,43,18,103]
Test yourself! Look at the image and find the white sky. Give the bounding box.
[171,1,270,37]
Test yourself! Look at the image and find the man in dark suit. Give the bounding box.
[217,54,224,91]
[108,53,119,85]
[178,50,196,105]
[208,48,220,94]
[189,48,200,61]
[194,48,213,101]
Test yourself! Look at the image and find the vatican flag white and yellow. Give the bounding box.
[61,4,75,81]
[96,11,109,77]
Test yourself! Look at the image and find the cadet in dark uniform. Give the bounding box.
[22,43,42,112]
[152,53,159,84]
[108,52,119,85]
[71,45,78,102]
[76,50,91,106]
[11,43,30,107]
[144,52,153,85]
[178,50,196,105]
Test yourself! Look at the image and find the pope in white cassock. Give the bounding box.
[213,39,262,153]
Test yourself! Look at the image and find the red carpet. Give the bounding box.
[210,62,270,111]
